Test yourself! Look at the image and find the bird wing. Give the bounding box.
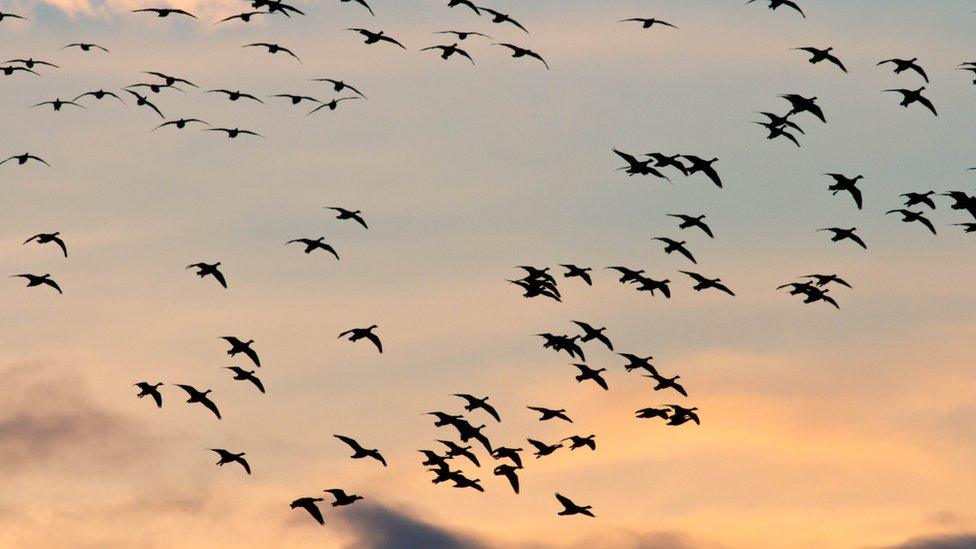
[917,215,938,235]
[676,244,697,264]
[238,456,251,474]
[555,493,574,508]
[481,401,501,422]
[52,236,68,257]
[850,233,868,249]
[916,94,938,116]
[850,186,863,209]
[911,64,929,82]
[201,396,222,419]
[714,282,736,296]
[782,0,805,17]
[380,35,407,49]
[43,278,63,293]
[151,390,162,407]
[334,434,362,452]
[304,501,325,524]
[243,346,260,367]
[250,375,266,393]
[364,332,383,353]
[827,54,847,72]
[212,269,228,289]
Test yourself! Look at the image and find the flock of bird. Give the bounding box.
[5,0,975,533]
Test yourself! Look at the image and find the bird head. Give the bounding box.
[247,339,254,344]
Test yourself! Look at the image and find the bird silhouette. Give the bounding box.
[635,406,669,420]
[886,209,937,234]
[527,438,562,458]
[653,237,697,264]
[536,333,585,361]
[310,78,368,99]
[123,90,164,118]
[24,232,67,257]
[339,0,374,16]
[0,65,37,76]
[31,98,84,112]
[207,128,263,139]
[174,384,221,419]
[617,353,658,375]
[209,449,251,474]
[1,153,49,167]
[680,271,735,296]
[646,153,690,176]
[953,223,976,233]
[0,11,28,22]
[153,118,208,131]
[133,7,196,18]
[667,404,701,426]
[493,43,549,69]
[244,42,301,63]
[62,43,109,53]
[746,0,805,18]
[619,17,678,30]
[307,97,361,115]
[323,488,363,506]
[572,321,613,350]
[290,497,325,525]
[754,119,801,147]
[493,463,521,494]
[480,7,528,32]
[900,191,936,209]
[632,275,672,299]
[144,71,197,88]
[491,446,523,468]
[756,111,804,135]
[270,94,321,106]
[612,149,670,179]
[571,363,609,390]
[434,30,491,40]
[215,11,267,24]
[220,336,261,367]
[561,434,596,451]
[780,94,825,123]
[818,227,867,249]
[645,373,688,397]
[74,89,125,104]
[421,43,475,64]
[877,58,928,82]
[560,264,593,285]
[794,46,846,72]
[334,434,387,466]
[682,155,723,187]
[134,382,163,407]
[555,493,595,517]
[668,214,714,238]
[338,325,382,353]
[253,0,305,17]
[207,89,263,103]
[824,173,865,209]
[447,0,480,14]
[186,262,227,288]
[453,393,501,422]
[286,237,340,259]
[802,274,852,288]
[11,273,61,293]
[884,87,937,116]
[437,439,480,467]
[346,28,406,49]
[527,405,573,423]
[225,367,265,393]
[128,81,184,95]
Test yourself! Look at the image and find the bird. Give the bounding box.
[877,58,928,82]
[310,78,367,99]
[323,489,363,506]
[209,449,251,474]
[123,90,164,118]
[527,406,573,423]
[133,7,196,18]
[667,404,701,426]
[290,497,325,525]
[886,209,937,235]
[480,7,528,32]
[437,439,480,467]
[635,406,670,420]
[824,173,865,209]
[818,227,867,249]
[571,363,609,390]
[572,321,613,351]
[421,43,475,64]
[612,149,670,179]
[668,214,714,238]
[680,271,735,296]
[325,207,368,229]
[144,71,197,88]
[653,237,697,264]
[900,191,937,209]
[753,119,801,147]
[560,264,593,285]
[207,128,263,139]
[286,237,340,259]
[0,65,37,76]
[0,11,28,22]
[455,422,492,454]
[1,153,49,167]
[536,333,585,361]
[128,81,184,94]
[953,223,976,233]
[555,493,595,517]
[339,0,374,16]
[453,393,501,422]
[31,98,84,112]
[23,232,67,257]
[794,47,846,72]
[493,43,549,69]
[334,434,387,466]
[244,42,301,63]
[74,89,125,104]
[756,111,804,135]
[527,438,562,458]
[646,153,690,176]
[153,118,208,131]
[220,337,261,367]
[619,17,677,30]
[215,11,267,24]
[270,94,321,106]
[134,382,163,408]
[633,275,672,299]
[645,373,688,397]
[448,471,484,492]
[346,28,406,49]
[681,155,723,187]
[207,89,263,103]
[491,446,523,468]
[420,450,450,470]
[884,87,938,116]
[746,0,805,18]
[780,94,826,123]
[802,274,852,288]
[617,353,658,376]
[61,43,110,53]
[254,0,305,17]
[434,30,491,40]
[561,434,596,451]
[224,367,265,393]
[338,325,382,353]
[186,262,227,288]
[447,0,480,15]
[11,273,61,294]
[307,97,361,115]
[174,384,221,419]
[493,463,521,494]
[4,58,58,70]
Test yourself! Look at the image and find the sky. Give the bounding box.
[1,0,975,547]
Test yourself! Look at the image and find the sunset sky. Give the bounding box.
[1,1,975,548]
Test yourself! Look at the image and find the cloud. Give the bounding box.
[887,533,976,549]
[335,503,487,549]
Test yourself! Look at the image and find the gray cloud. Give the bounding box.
[887,533,976,549]
[335,503,488,549]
